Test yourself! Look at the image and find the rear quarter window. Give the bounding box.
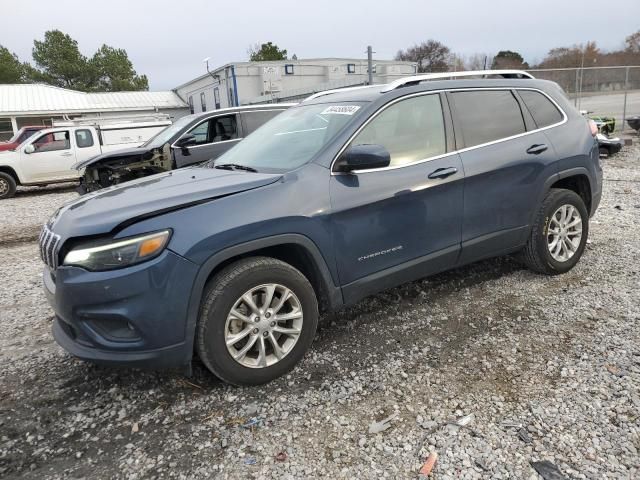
[518,90,564,128]
[450,90,526,148]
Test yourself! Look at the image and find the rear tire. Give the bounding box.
[196,257,318,386]
[0,172,17,199]
[521,188,589,275]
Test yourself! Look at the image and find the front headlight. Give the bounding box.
[63,230,171,271]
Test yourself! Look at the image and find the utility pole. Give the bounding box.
[367,46,374,85]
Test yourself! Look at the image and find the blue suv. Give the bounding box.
[41,71,602,385]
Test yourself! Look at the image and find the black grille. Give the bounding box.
[39,225,62,270]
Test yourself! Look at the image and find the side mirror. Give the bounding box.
[24,144,35,154]
[334,144,391,173]
[175,134,196,148]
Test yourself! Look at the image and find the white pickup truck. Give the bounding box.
[0,117,171,199]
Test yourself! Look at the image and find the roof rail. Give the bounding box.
[303,84,379,102]
[380,70,535,92]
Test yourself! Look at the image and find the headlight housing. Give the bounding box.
[63,230,171,271]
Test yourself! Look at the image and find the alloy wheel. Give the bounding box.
[547,204,583,262]
[224,283,303,368]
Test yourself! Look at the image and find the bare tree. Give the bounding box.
[625,30,640,53]
[464,53,491,70]
[395,40,450,73]
[535,42,599,68]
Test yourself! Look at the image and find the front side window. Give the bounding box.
[351,94,446,167]
[212,115,238,141]
[75,129,94,148]
[450,90,526,148]
[211,102,365,173]
[187,120,210,145]
[32,131,70,152]
[518,90,564,128]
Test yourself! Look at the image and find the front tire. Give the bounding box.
[521,188,589,275]
[196,257,318,386]
[0,172,17,199]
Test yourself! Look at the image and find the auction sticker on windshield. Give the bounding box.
[321,105,361,115]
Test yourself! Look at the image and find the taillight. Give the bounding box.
[588,119,598,137]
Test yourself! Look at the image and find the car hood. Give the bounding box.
[0,142,17,152]
[49,167,283,239]
[73,146,151,170]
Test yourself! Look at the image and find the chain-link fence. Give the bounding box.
[245,65,640,135]
[528,66,640,134]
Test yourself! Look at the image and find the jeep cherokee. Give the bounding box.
[40,70,602,386]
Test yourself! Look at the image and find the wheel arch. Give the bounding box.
[549,169,593,213]
[0,166,20,185]
[181,234,343,364]
[527,168,594,236]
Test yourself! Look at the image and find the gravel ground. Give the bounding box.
[0,147,639,479]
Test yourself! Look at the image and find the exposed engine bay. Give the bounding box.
[79,144,173,193]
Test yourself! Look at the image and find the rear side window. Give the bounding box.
[242,110,284,135]
[352,94,446,167]
[75,129,94,148]
[519,90,564,128]
[450,90,525,148]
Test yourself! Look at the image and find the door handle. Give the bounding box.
[60,152,73,157]
[428,167,458,179]
[526,144,548,155]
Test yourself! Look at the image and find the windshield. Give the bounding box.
[142,115,195,148]
[211,102,365,172]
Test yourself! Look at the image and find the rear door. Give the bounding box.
[448,88,559,263]
[329,93,464,303]
[173,113,241,167]
[72,129,101,168]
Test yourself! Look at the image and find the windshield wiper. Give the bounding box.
[213,163,258,173]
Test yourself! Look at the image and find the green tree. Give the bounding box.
[90,45,148,91]
[31,30,92,90]
[491,50,529,69]
[248,42,288,61]
[0,45,29,83]
[395,40,450,72]
[29,30,148,91]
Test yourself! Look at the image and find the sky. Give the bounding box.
[2,0,639,91]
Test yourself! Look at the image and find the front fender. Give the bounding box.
[182,233,343,362]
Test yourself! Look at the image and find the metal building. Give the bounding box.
[173,58,416,112]
[0,84,189,141]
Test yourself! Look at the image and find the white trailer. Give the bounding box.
[0,115,172,198]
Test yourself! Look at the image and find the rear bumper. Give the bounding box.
[44,249,199,369]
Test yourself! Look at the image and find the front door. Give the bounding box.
[329,93,464,303]
[20,129,77,183]
[173,114,241,167]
